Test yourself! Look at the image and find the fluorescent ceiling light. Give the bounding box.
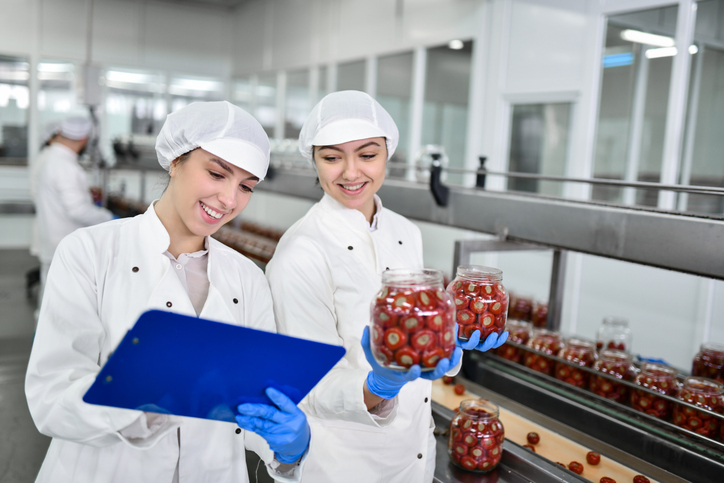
[689,45,699,54]
[107,70,154,84]
[38,63,73,73]
[171,78,221,92]
[646,47,677,59]
[448,39,464,50]
[621,29,674,48]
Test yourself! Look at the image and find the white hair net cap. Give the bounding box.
[42,121,61,144]
[60,117,92,140]
[156,101,270,181]
[299,90,399,161]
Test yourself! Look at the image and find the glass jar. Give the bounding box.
[494,320,532,363]
[448,399,505,473]
[589,349,636,403]
[370,269,456,370]
[555,338,598,388]
[508,293,533,322]
[673,377,724,439]
[446,265,508,341]
[530,301,548,328]
[595,316,632,352]
[523,329,563,376]
[631,362,679,420]
[691,343,724,379]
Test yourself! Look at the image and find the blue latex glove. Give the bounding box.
[457,323,509,353]
[236,387,310,464]
[362,326,463,398]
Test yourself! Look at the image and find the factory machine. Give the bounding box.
[108,142,724,483]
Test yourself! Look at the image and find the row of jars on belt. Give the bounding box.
[498,319,724,442]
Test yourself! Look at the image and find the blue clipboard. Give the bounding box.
[83,310,346,422]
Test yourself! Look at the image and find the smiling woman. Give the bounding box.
[25,101,312,483]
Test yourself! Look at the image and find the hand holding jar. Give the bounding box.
[446,265,509,352]
[368,269,461,393]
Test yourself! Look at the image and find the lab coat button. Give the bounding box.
[235,428,241,434]
[348,246,353,250]
[166,301,172,307]
[233,298,238,304]
[176,264,182,270]
[132,267,139,272]
[424,397,428,403]
[398,241,403,245]
[417,453,422,459]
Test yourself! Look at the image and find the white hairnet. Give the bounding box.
[299,90,399,161]
[42,121,61,144]
[156,101,270,181]
[60,117,92,140]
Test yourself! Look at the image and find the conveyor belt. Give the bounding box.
[432,401,588,482]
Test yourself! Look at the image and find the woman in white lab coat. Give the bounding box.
[25,101,310,483]
[266,91,505,482]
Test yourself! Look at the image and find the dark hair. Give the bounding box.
[163,150,195,190]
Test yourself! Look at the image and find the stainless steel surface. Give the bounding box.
[546,250,566,331]
[255,168,724,280]
[0,202,34,214]
[431,401,590,483]
[463,351,720,482]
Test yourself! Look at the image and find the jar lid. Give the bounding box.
[455,265,503,282]
[459,398,500,418]
[700,342,724,354]
[599,348,632,362]
[683,376,724,394]
[602,316,629,327]
[381,268,443,287]
[640,362,676,377]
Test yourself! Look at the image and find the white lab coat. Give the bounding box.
[25,203,305,483]
[266,194,436,483]
[32,142,113,263]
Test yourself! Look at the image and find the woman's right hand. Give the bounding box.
[361,326,461,398]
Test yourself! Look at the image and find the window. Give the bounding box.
[421,41,473,186]
[0,56,29,165]
[285,69,310,140]
[377,51,413,165]
[337,60,365,92]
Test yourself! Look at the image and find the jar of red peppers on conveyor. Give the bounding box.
[446,265,508,341]
[595,316,632,352]
[691,343,724,379]
[555,338,597,388]
[523,329,563,376]
[370,269,456,370]
[673,377,724,439]
[589,349,636,403]
[448,399,505,473]
[494,320,532,363]
[631,362,679,420]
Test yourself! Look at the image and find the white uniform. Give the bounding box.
[266,194,436,483]
[26,203,304,483]
[33,142,113,265]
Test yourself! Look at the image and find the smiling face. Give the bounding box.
[313,137,387,222]
[155,148,258,253]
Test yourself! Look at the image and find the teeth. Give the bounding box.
[343,183,365,191]
[201,202,223,219]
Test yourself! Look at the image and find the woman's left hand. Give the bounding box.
[456,325,509,352]
[236,387,310,464]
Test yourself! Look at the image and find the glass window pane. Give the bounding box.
[104,68,166,164]
[0,56,29,165]
[377,51,413,165]
[318,66,328,102]
[507,103,571,197]
[592,5,678,206]
[37,61,87,149]
[337,60,365,92]
[679,0,724,214]
[421,41,472,186]
[169,74,224,114]
[285,69,309,140]
[233,78,252,112]
[256,73,277,138]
